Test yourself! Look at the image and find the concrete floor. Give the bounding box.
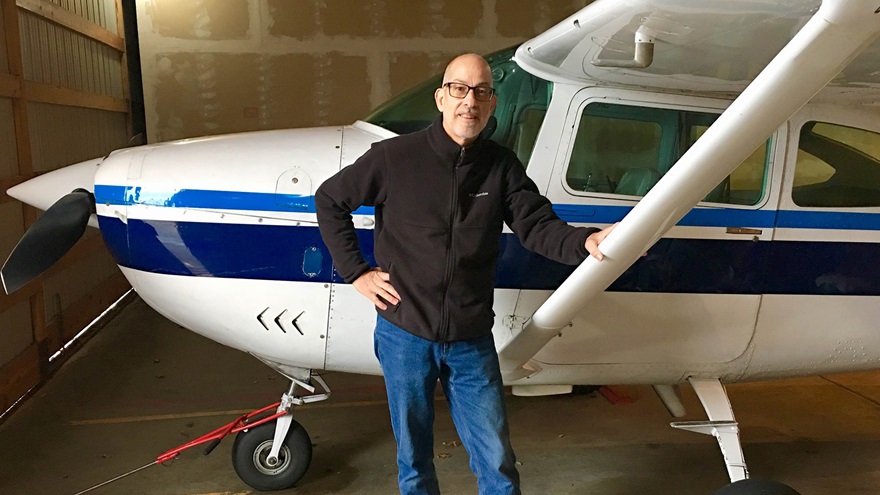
[2,297,880,494]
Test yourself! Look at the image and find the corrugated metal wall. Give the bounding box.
[48,0,118,33]
[20,10,123,97]
[28,103,127,172]
[0,0,131,415]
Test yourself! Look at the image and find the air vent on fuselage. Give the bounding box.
[256,307,305,335]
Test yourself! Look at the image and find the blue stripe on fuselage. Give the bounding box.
[97,215,880,296]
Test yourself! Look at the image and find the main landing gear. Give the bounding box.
[230,374,331,490]
[659,378,801,495]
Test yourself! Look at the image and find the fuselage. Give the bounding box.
[78,77,880,387]
[8,36,880,387]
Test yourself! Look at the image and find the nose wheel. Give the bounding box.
[230,371,330,490]
[232,418,312,491]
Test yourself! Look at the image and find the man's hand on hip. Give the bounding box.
[353,268,401,310]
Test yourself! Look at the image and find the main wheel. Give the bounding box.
[714,479,801,495]
[231,418,312,491]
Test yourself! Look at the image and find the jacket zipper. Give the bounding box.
[439,148,465,342]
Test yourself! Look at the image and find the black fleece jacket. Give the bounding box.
[315,117,597,342]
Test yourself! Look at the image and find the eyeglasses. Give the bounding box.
[443,82,496,102]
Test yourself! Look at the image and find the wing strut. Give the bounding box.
[499,0,880,380]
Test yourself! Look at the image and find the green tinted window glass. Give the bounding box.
[364,46,552,166]
[567,110,664,194]
[794,121,880,207]
[363,74,441,136]
[566,102,769,205]
[688,125,769,206]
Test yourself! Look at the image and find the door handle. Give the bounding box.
[726,227,762,235]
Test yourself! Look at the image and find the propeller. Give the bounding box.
[1,188,96,294]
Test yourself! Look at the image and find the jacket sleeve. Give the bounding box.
[315,142,388,283]
[502,154,598,265]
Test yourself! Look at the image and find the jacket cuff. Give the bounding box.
[344,263,373,284]
[578,227,601,259]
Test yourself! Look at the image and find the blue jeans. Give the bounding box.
[374,316,521,495]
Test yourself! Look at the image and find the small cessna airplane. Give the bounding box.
[4,0,880,493]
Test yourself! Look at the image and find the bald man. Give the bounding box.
[316,53,612,495]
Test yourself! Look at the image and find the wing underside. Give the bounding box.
[516,0,880,104]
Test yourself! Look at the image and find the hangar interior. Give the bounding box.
[2,1,880,494]
[0,0,589,431]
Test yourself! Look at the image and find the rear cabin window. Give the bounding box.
[565,102,770,205]
[793,122,880,207]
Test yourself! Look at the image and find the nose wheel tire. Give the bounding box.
[232,419,312,491]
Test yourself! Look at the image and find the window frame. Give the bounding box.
[792,120,880,208]
[558,91,778,211]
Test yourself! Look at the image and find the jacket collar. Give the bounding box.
[426,115,485,165]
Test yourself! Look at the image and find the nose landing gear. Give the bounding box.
[151,372,330,491]
[230,374,330,490]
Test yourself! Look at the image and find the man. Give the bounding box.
[316,53,614,495]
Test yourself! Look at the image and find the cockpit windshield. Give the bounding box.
[364,46,552,166]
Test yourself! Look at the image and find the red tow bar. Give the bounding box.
[73,401,290,495]
[157,401,286,463]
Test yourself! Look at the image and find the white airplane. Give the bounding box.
[4,0,880,493]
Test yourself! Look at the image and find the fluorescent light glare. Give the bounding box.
[0,386,35,422]
[49,289,134,363]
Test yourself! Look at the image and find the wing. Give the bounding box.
[516,0,880,103]
[499,0,880,378]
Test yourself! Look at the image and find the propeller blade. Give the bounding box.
[2,189,96,294]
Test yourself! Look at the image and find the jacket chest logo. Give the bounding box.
[469,192,489,198]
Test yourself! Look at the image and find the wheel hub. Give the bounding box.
[253,439,291,475]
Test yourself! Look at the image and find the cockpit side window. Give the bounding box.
[565,102,769,206]
[793,121,880,207]
[566,105,668,195]
[364,46,552,167]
